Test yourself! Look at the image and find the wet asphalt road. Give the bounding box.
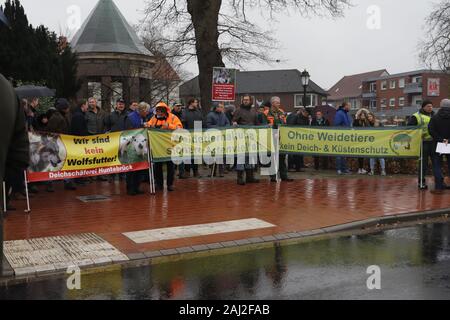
[1,222,450,300]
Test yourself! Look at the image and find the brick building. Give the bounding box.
[179,69,328,113]
[362,70,450,113]
[327,69,389,111]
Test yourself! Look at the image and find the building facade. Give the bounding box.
[362,70,450,112]
[327,70,389,111]
[180,69,328,113]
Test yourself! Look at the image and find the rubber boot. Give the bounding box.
[246,169,260,183]
[237,171,246,185]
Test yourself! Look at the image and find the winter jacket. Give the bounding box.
[407,109,435,126]
[182,108,204,129]
[333,108,352,127]
[233,104,260,126]
[126,110,144,129]
[206,111,231,128]
[86,108,107,135]
[311,117,330,127]
[105,110,130,132]
[147,103,183,131]
[429,107,450,144]
[47,111,70,134]
[0,73,29,181]
[70,108,89,136]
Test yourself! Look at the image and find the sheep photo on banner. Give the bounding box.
[27,129,150,183]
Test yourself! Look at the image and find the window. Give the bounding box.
[369,100,377,110]
[369,83,377,92]
[380,99,387,108]
[399,78,405,88]
[294,94,318,107]
[399,97,405,107]
[412,76,422,84]
[381,81,387,90]
[389,98,396,107]
[390,80,396,89]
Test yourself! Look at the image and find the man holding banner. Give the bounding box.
[146,102,182,192]
[333,102,353,175]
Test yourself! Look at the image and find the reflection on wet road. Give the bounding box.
[2,222,450,300]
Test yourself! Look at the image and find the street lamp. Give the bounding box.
[301,69,310,108]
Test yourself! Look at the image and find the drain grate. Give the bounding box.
[77,195,111,203]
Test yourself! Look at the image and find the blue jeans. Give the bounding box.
[432,154,450,190]
[370,158,385,172]
[336,157,348,172]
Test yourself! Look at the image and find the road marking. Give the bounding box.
[123,218,276,244]
[4,233,128,276]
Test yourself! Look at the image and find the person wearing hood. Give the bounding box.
[428,99,450,194]
[233,95,261,185]
[181,98,204,178]
[146,102,183,192]
[333,102,353,175]
[353,108,371,175]
[408,100,435,189]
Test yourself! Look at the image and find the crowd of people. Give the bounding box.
[5,93,450,209]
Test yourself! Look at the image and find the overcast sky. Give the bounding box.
[17,0,436,89]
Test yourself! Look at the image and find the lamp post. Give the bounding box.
[301,69,310,108]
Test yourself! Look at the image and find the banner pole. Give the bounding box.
[2,181,6,213]
[23,171,31,214]
[147,131,156,195]
[420,141,424,189]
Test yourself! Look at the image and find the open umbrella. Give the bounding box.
[15,85,56,99]
[0,9,10,28]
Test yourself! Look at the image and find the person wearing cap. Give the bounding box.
[428,99,450,194]
[105,98,130,133]
[408,100,435,189]
[146,102,183,191]
[47,98,77,191]
[172,103,184,121]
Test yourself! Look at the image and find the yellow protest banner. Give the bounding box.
[28,129,150,182]
[279,126,422,158]
[148,127,274,163]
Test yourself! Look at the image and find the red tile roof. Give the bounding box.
[327,69,388,101]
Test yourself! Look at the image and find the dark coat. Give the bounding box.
[182,108,204,129]
[86,108,107,135]
[429,107,450,144]
[105,110,130,132]
[70,108,89,136]
[287,112,309,126]
[311,117,330,127]
[47,111,70,134]
[233,105,260,126]
[206,111,231,128]
[0,73,29,181]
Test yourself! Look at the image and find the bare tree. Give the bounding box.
[143,0,351,114]
[420,0,450,72]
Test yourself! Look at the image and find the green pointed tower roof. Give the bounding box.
[71,0,151,56]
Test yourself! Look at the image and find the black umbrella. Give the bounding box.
[0,10,10,28]
[15,85,56,99]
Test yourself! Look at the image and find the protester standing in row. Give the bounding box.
[125,102,151,196]
[333,102,352,175]
[106,99,129,133]
[181,98,204,178]
[207,102,231,177]
[408,100,435,189]
[86,97,107,135]
[353,108,370,174]
[367,113,386,176]
[70,100,89,136]
[267,97,293,183]
[146,102,182,192]
[311,111,330,170]
[287,107,309,172]
[47,98,76,191]
[233,95,260,185]
[428,99,450,194]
